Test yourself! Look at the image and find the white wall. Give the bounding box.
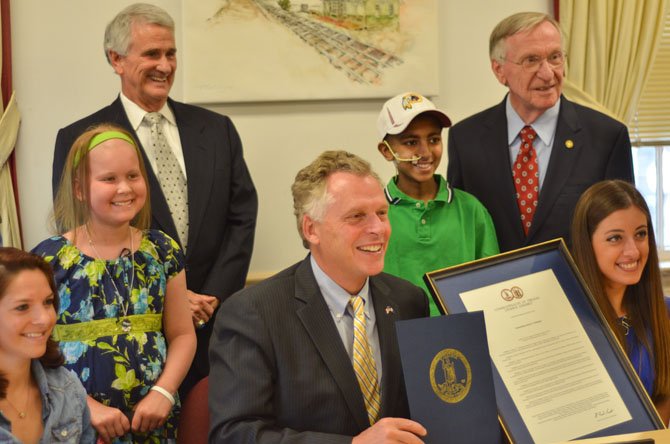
[11,0,550,277]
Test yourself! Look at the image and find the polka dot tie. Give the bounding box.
[145,112,189,250]
[513,126,539,236]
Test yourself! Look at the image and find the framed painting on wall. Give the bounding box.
[181,0,438,102]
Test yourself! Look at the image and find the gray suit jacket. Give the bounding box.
[447,95,633,252]
[208,257,429,443]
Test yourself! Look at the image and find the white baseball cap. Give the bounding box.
[377,92,451,139]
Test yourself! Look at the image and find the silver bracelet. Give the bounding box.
[150,385,175,406]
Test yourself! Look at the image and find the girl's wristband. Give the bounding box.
[150,385,175,406]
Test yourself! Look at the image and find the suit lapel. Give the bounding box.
[483,100,526,243]
[294,259,370,430]
[169,99,213,256]
[529,98,581,240]
[108,97,135,126]
[369,277,401,417]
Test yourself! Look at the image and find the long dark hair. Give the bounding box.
[0,247,64,398]
[571,180,670,399]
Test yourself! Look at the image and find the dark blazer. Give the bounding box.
[52,96,258,395]
[447,96,633,252]
[208,257,429,443]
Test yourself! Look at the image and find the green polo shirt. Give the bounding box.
[383,175,499,316]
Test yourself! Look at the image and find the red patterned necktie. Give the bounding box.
[513,126,539,235]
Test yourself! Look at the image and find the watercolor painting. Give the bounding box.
[181,0,438,102]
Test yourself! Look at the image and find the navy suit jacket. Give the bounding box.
[208,258,429,443]
[447,96,633,252]
[52,97,258,393]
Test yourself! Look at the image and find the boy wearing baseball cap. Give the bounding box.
[377,92,499,316]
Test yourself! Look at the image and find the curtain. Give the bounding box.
[0,0,21,248]
[559,0,667,123]
[0,93,20,247]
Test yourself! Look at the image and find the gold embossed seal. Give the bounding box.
[429,348,472,403]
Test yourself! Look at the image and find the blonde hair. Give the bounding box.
[52,123,151,238]
[291,150,381,248]
[489,12,563,62]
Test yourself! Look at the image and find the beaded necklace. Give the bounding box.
[85,225,135,333]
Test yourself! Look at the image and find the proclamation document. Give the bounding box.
[460,269,631,443]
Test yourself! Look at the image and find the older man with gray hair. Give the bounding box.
[209,150,429,443]
[51,2,258,405]
[447,11,633,253]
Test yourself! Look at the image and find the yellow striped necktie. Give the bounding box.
[350,295,381,425]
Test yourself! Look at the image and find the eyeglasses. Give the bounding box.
[506,51,566,72]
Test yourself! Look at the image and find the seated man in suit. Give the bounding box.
[51,3,258,397]
[447,12,633,252]
[209,151,429,443]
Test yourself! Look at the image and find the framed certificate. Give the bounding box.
[424,239,664,444]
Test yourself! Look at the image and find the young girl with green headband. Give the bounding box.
[32,123,196,443]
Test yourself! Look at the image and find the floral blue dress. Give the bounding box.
[32,229,184,444]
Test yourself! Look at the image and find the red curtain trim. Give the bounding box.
[1,0,23,246]
[1,0,10,102]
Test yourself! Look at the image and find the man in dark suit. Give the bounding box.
[209,150,428,443]
[447,12,633,253]
[51,4,257,397]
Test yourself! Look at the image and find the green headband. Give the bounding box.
[73,131,137,167]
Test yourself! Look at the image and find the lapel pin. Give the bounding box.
[565,139,574,149]
[385,306,394,315]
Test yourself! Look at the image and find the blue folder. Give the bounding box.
[396,312,501,443]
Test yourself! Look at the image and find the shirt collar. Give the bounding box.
[505,96,560,147]
[31,360,51,420]
[384,175,453,205]
[119,92,177,131]
[310,255,371,318]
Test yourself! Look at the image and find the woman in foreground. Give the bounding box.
[0,247,94,443]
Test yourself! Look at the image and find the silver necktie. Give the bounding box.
[144,112,189,250]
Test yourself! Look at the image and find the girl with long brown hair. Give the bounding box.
[571,180,670,424]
